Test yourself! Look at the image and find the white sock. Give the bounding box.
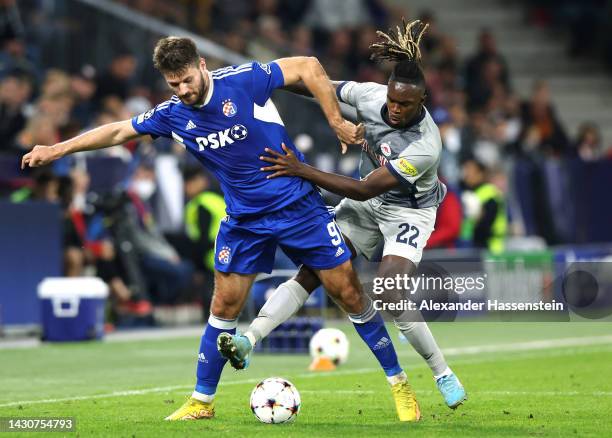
[386,370,408,386]
[247,279,309,343]
[433,367,453,381]
[394,320,449,377]
[191,391,214,403]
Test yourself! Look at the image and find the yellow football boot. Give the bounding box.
[164,397,215,420]
[391,381,421,422]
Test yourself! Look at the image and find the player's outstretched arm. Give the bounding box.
[260,143,398,201]
[275,57,363,152]
[21,119,142,169]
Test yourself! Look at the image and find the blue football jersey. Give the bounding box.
[131,61,314,217]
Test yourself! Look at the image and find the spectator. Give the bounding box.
[95,51,137,103]
[459,159,507,253]
[13,114,59,156]
[0,0,23,46]
[183,167,226,317]
[436,106,464,187]
[125,163,194,304]
[519,80,569,156]
[464,29,510,109]
[0,70,31,154]
[58,170,152,315]
[0,37,36,80]
[426,185,462,249]
[70,65,98,129]
[572,122,604,161]
[184,167,226,274]
[459,108,502,168]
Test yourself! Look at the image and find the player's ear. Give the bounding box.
[199,57,206,71]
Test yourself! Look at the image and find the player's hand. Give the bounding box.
[21,145,60,169]
[260,143,304,179]
[332,119,365,154]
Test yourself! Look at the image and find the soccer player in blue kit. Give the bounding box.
[22,37,420,421]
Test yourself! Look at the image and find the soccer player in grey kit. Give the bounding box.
[220,20,467,409]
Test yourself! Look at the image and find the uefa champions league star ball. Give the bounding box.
[309,328,350,365]
[250,377,301,424]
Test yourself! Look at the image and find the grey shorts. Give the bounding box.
[335,197,437,264]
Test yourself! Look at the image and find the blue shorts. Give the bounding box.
[215,191,351,274]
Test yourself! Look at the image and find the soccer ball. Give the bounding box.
[230,124,248,140]
[250,377,301,424]
[309,328,349,365]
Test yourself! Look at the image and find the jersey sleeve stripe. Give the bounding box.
[212,64,252,78]
[385,162,419,208]
[212,62,251,75]
[336,81,349,102]
[385,161,415,189]
[213,67,253,80]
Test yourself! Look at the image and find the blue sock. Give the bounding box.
[351,308,403,377]
[194,315,237,396]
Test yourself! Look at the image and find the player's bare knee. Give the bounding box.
[210,292,241,319]
[210,302,240,319]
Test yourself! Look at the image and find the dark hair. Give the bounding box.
[153,37,200,75]
[370,19,428,87]
[391,60,425,88]
[183,166,204,182]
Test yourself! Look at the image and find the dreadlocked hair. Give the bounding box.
[370,18,429,63]
[370,19,429,86]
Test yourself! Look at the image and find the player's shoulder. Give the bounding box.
[157,95,181,111]
[421,108,442,141]
[340,81,386,110]
[134,96,181,124]
[344,81,386,96]
[210,62,259,84]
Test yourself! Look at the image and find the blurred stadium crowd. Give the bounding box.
[1,0,611,325]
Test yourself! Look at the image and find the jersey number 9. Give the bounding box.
[327,222,342,246]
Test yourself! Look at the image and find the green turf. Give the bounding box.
[1,322,611,437]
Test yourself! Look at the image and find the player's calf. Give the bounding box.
[317,260,366,314]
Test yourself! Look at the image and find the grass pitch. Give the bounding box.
[1,322,611,437]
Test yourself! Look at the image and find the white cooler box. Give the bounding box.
[38,278,109,342]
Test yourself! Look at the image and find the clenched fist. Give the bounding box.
[21,145,61,169]
[332,119,365,154]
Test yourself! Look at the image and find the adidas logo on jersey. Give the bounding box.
[373,336,391,350]
[186,120,197,130]
[198,353,208,363]
[335,247,345,258]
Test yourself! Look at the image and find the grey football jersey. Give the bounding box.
[338,81,447,208]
